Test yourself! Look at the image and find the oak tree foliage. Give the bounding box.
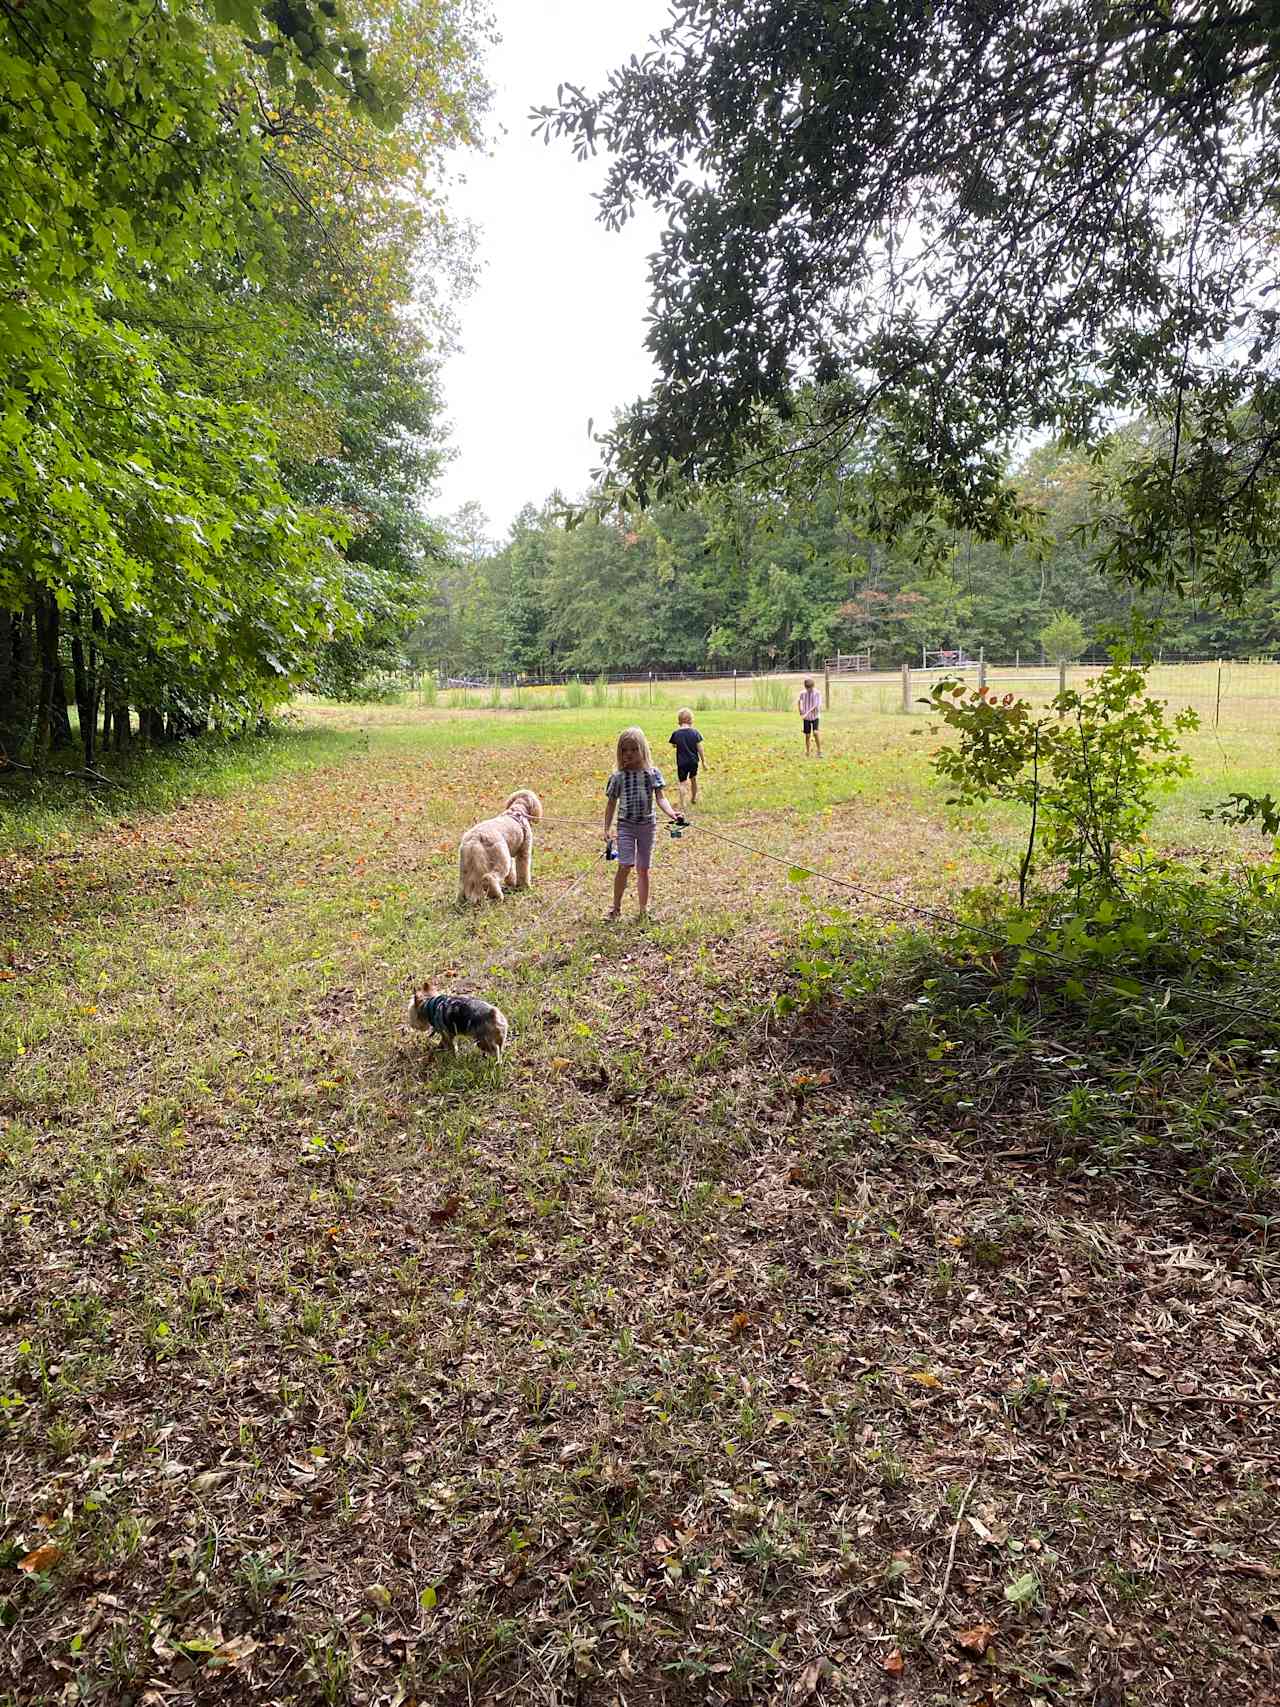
[538,0,1280,601]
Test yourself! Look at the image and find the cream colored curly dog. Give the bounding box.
[456,788,543,905]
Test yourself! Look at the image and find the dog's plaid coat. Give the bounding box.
[414,992,498,1043]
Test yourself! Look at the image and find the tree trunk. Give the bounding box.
[70,628,97,767]
[103,689,128,753]
[50,669,73,749]
[32,595,61,763]
[0,605,37,765]
[89,615,102,761]
[0,607,17,762]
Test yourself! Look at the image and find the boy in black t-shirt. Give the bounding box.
[668,708,707,811]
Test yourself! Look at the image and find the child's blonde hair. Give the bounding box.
[676,706,693,725]
[616,725,654,769]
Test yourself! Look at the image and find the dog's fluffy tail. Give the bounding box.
[480,1006,510,1058]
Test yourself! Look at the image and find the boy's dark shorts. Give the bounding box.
[676,759,699,782]
[803,717,820,735]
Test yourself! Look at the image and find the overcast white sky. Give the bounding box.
[433,1,674,538]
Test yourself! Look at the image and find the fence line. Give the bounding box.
[347,657,1280,731]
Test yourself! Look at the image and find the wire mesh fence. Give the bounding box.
[340,657,1280,728]
[907,658,1280,729]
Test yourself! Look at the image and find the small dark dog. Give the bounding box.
[409,980,509,1061]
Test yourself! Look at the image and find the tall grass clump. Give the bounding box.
[447,687,468,710]
[564,677,587,709]
[591,674,609,707]
[420,675,438,708]
[753,677,790,711]
[487,678,502,709]
[695,692,712,711]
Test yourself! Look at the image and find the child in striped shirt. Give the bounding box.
[797,678,822,757]
[603,725,685,920]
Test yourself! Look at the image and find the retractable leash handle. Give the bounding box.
[604,837,618,861]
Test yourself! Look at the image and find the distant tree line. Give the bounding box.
[413,434,1280,678]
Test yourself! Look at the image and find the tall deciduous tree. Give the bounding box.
[539,1,1280,601]
[0,0,489,764]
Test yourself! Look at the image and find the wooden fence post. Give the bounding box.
[733,669,737,707]
[1058,659,1067,712]
[978,647,987,692]
[824,664,831,714]
[901,661,911,715]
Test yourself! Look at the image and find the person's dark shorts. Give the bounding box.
[676,759,699,782]
[803,717,820,735]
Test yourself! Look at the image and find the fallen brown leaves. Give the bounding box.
[1,715,1278,1706]
[953,1622,998,1657]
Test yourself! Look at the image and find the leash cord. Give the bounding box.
[467,850,605,986]
[459,807,1273,1027]
[675,815,1276,1028]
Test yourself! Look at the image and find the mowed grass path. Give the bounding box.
[1,703,1278,1707]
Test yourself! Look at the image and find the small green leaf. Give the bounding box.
[1004,1570,1040,1607]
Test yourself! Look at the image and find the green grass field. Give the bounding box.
[2,700,1278,1705]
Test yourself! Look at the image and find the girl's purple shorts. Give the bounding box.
[616,818,657,867]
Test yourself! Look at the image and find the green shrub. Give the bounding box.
[420,675,438,707]
[929,648,1197,898]
[564,677,587,709]
[1040,608,1088,661]
[591,674,609,707]
[1206,791,1280,836]
[343,675,402,705]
